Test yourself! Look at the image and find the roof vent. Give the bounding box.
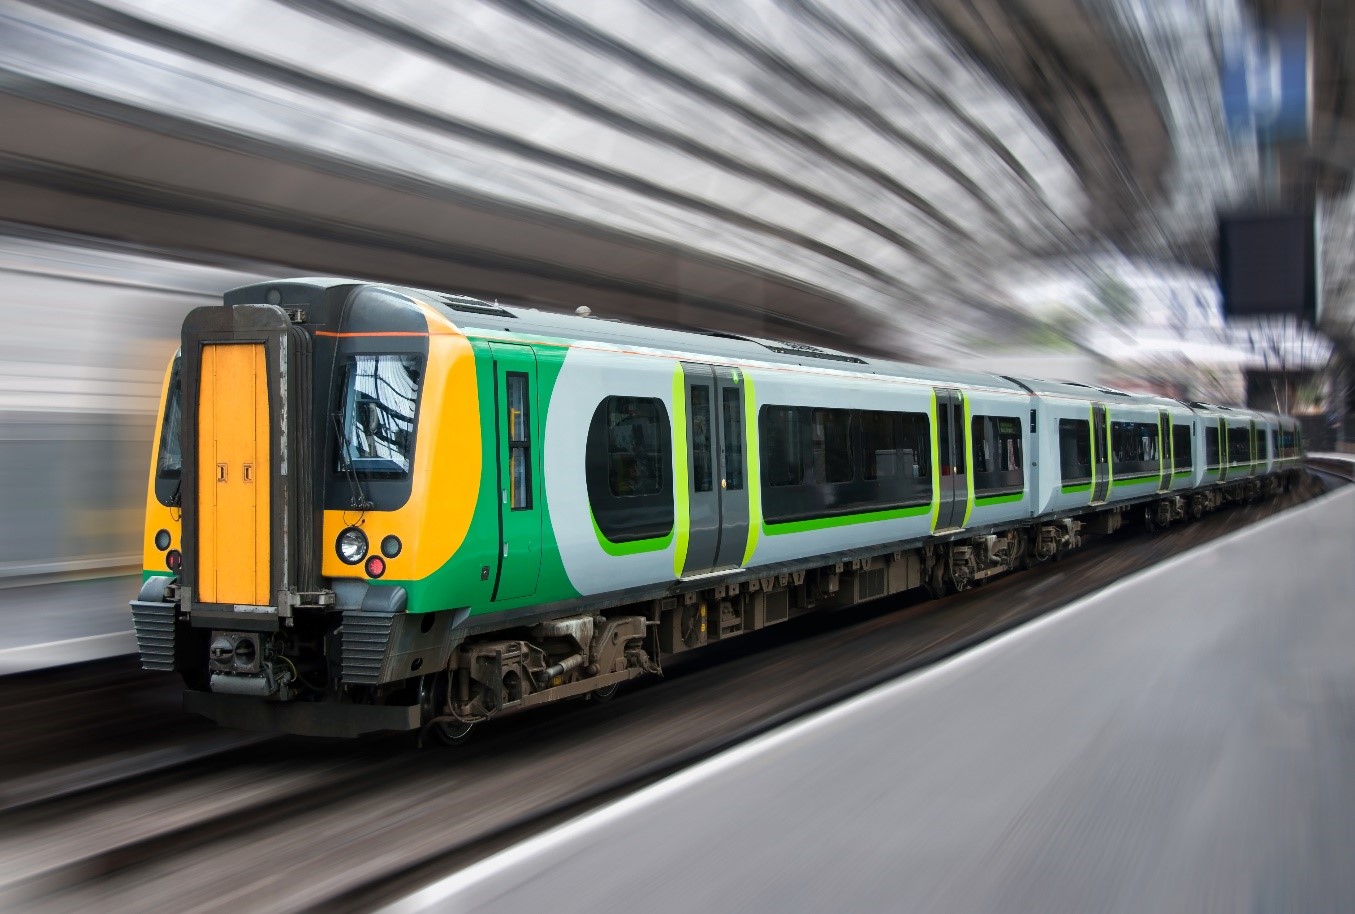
[760,340,866,364]
[442,295,514,318]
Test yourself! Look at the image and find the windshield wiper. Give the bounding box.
[332,411,374,510]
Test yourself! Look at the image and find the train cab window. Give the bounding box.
[811,409,853,483]
[1172,424,1192,471]
[337,354,422,478]
[970,415,1023,494]
[1227,427,1250,464]
[586,396,673,543]
[1111,421,1159,477]
[722,387,744,490]
[1205,426,1220,466]
[690,385,713,493]
[154,352,184,506]
[506,373,531,510]
[1058,419,1092,484]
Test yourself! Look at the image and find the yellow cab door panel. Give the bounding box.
[197,343,271,605]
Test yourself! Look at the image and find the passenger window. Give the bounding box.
[690,385,713,493]
[606,397,663,497]
[971,415,1023,494]
[1110,420,1159,477]
[761,406,806,487]
[1205,426,1220,466]
[811,409,853,484]
[506,372,530,509]
[722,387,744,490]
[1172,425,1192,471]
[1058,419,1092,484]
[585,396,673,543]
[862,411,897,479]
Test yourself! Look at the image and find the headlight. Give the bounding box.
[336,527,368,565]
[380,535,402,558]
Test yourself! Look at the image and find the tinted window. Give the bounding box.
[1172,424,1192,471]
[1059,419,1092,484]
[759,406,929,524]
[157,353,183,480]
[761,406,806,487]
[605,397,663,497]
[722,387,744,490]
[154,352,184,507]
[586,396,673,543]
[812,409,853,484]
[971,415,1024,495]
[337,354,422,478]
[1111,421,1159,477]
[1206,426,1220,466]
[1227,426,1251,464]
[690,385,713,493]
[507,373,530,510]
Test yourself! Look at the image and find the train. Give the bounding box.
[132,278,1306,740]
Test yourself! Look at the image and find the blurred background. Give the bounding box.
[0,0,1352,640]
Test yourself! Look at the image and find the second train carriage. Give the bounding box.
[132,279,1305,738]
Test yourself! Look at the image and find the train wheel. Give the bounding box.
[590,683,620,702]
[427,720,475,745]
[419,673,476,745]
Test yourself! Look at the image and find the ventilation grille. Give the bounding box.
[341,611,396,685]
[857,568,887,601]
[130,599,177,671]
[764,590,790,625]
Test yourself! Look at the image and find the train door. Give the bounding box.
[1217,419,1229,481]
[933,388,969,530]
[680,364,748,575]
[1158,410,1171,492]
[713,371,749,568]
[1091,404,1110,504]
[489,342,541,601]
[1249,419,1259,476]
[197,342,271,606]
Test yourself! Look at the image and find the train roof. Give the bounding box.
[392,283,1032,394]
[223,279,1280,418]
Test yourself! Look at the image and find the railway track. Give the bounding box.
[0,475,1335,914]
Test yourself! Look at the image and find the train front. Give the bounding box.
[131,279,476,737]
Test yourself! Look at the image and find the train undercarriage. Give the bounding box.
[149,471,1303,742]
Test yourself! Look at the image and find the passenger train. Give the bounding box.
[132,279,1305,739]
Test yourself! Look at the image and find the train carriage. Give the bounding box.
[132,279,1305,739]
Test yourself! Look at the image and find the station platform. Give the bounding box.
[390,482,1355,913]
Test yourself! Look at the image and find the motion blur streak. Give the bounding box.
[0,231,278,663]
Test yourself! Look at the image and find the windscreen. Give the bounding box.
[157,352,183,480]
[336,354,422,478]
